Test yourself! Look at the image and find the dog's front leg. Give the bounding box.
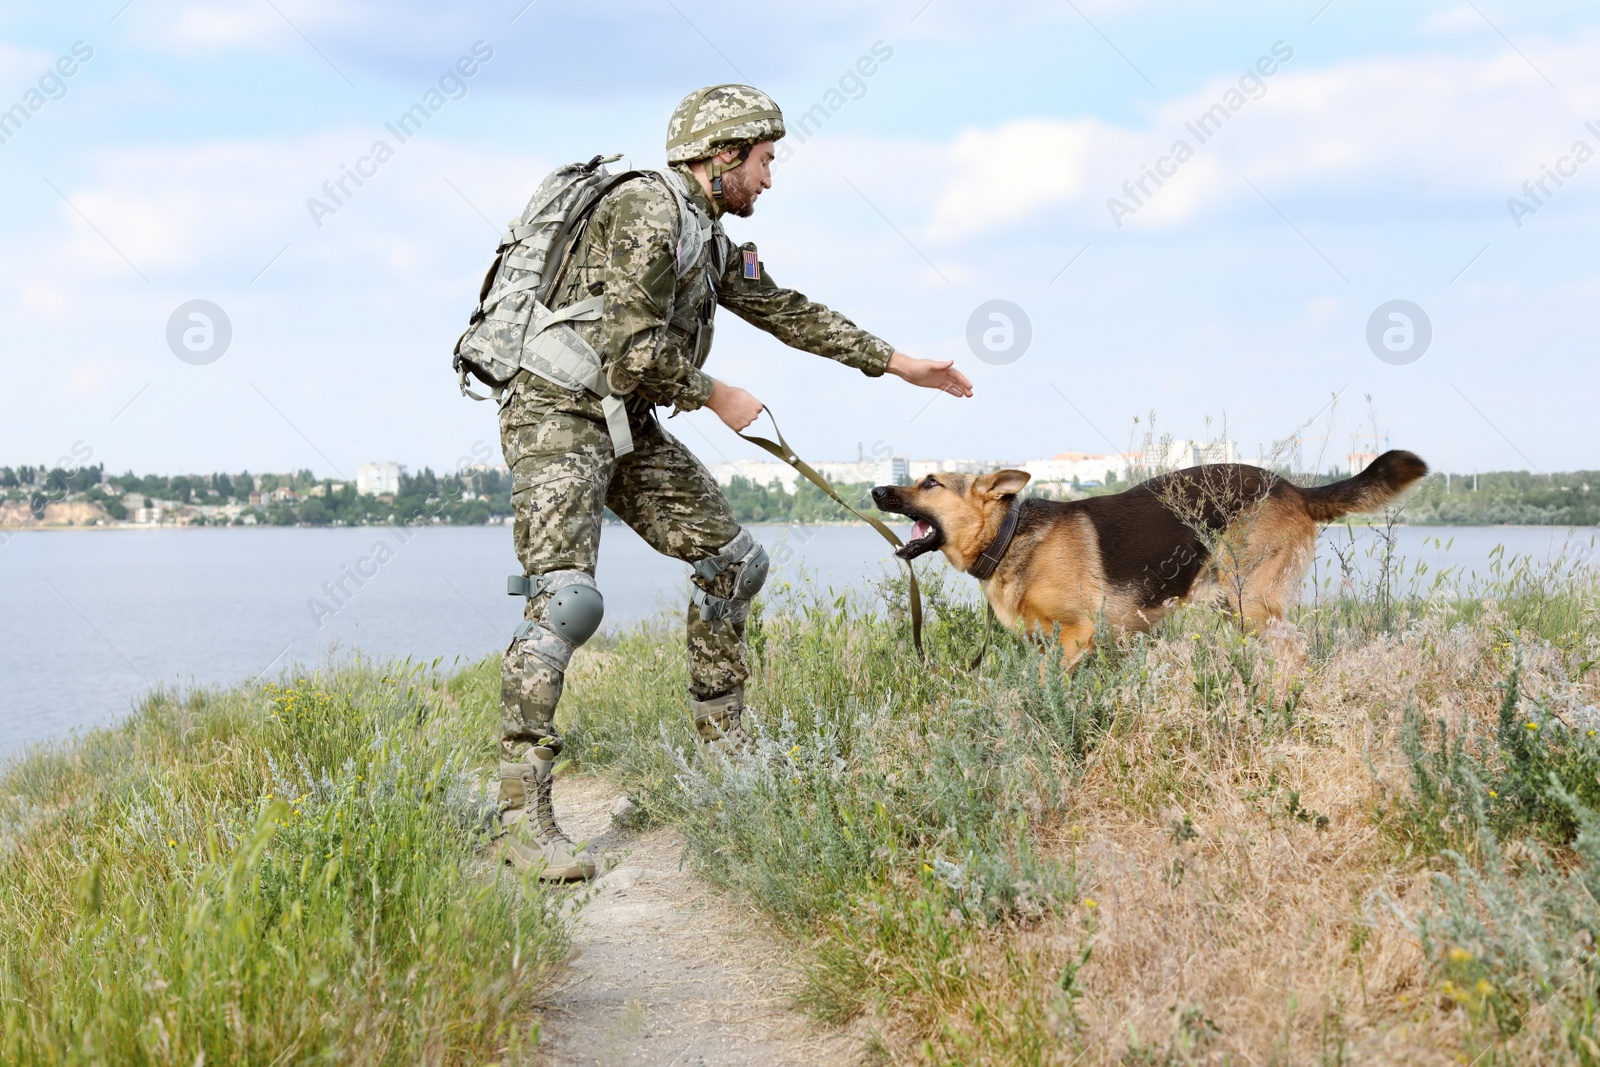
[1023,615,1097,677]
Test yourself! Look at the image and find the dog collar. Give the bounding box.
[968,496,1022,580]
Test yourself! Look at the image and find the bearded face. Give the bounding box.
[715,142,775,218]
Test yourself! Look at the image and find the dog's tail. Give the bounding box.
[1299,450,1429,522]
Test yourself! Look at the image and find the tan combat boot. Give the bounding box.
[690,687,756,755]
[496,744,595,881]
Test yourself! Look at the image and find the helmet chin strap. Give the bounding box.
[704,145,752,200]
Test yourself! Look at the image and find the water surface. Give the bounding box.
[2,523,1591,758]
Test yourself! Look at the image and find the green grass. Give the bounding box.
[1,662,567,1066]
[6,536,1600,1065]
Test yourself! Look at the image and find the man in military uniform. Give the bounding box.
[495,84,974,880]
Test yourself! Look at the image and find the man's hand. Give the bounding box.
[706,379,764,432]
[887,352,974,398]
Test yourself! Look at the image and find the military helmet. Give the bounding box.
[666,84,785,163]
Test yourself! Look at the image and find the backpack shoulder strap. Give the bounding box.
[651,168,714,278]
[533,169,651,305]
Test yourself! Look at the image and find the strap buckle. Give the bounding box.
[691,587,733,621]
[507,574,548,598]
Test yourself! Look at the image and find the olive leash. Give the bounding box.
[735,409,925,660]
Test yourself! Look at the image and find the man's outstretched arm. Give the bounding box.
[704,242,971,430]
[714,243,893,373]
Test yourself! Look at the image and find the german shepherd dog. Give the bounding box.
[871,452,1428,666]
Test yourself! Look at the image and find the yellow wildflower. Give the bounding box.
[1448,947,1472,963]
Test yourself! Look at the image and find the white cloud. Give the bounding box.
[67,361,111,396]
[1422,5,1486,34]
[927,119,1127,237]
[135,0,343,54]
[918,32,1600,237]
[164,5,285,48]
[0,42,51,81]
[24,133,552,284]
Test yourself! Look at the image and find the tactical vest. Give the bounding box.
[454,159,719,457]
[552,168,727,408]
[659,169,727,380]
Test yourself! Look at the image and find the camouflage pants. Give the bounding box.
[498,386,747,761]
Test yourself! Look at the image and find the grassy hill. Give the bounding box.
[4,544,1599,1064]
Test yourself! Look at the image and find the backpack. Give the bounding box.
[452,154,712,458]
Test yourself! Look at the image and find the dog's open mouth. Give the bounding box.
[895,516,944,560]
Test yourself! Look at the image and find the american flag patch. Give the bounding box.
[743,248,759,280]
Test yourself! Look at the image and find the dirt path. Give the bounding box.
[535,776,863,1067]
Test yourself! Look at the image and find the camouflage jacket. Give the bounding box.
[510,165,894,421]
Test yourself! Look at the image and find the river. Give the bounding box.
[2,522,1593,758]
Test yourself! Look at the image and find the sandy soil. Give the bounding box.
[534,775,864,1067]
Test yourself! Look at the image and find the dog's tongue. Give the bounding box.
[910,519,931,541]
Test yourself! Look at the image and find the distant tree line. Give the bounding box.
[5,464,1597,528]
[717,477,883,524]
[1403,470,1600,526]
[1,465,514,527]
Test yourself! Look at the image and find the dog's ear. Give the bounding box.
[973,469,1030,498]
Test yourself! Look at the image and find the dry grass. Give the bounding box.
[1060,616,1497,1064]
[550,550,1600,1065]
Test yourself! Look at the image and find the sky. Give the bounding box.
[1,0,1596,479]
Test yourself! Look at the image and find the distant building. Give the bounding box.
[357,462,404,496]
[709,455,911,491]
[907,459,996,479]
[814,456,909,486]
[1120,440,1237,476]
[708,460,800,493]
[1347,451,1379,474]
[1176,439,1238,468]
[1023,452,1133,488]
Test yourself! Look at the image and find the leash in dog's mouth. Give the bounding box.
[736,409,926,659]
[896,517,944,560]
[868,485,945,561]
